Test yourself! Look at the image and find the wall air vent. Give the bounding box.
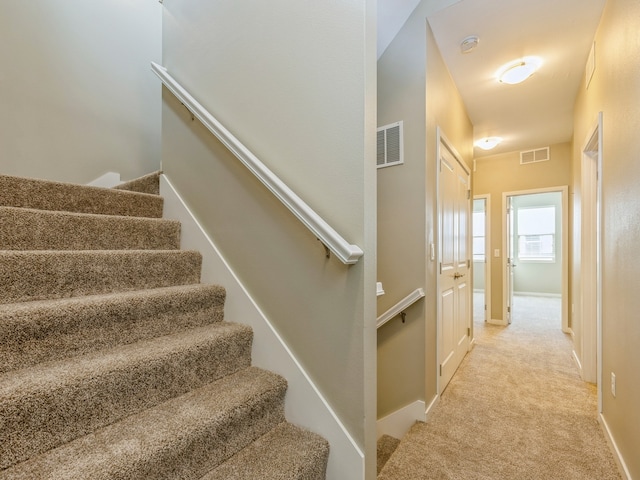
[520,147,550,165]
[377,121,404,169]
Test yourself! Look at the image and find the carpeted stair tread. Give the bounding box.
[0,322,254,469]
[0,367,287,480]
[376,434,401,475]
[0,173,163,218]
[0,172,329,479]
[0,249,202,304]
[0,206,181,250]
[0,284,226,373]
[201,422,329,480]
[113,171,162,195]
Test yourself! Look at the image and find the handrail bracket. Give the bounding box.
[318,239,331,259]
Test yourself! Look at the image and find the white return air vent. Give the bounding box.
[520,147,549,164]
[377,121,404,169]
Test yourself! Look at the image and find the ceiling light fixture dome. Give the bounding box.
[497,57,542,85]
[475,137,502,150]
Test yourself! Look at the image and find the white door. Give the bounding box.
[438,140,471,392]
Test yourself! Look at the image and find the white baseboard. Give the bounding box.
[513,292,562,298]
[377,400,426,440]
[571,350,583,376]
[160,175,364,480]
[488,318,507,326]
[599,413,632,480]
[424,394,439,421]
[87,172,121,187]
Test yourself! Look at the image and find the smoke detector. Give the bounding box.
[460,35,479,54]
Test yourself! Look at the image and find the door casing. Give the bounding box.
[579,112,603,403]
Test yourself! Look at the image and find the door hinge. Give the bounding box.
[467,259,471,268]
[439,262,442,274]
[467,189,471,200]
[467,327,471,336]
[439,364,442,376]
[507,306,511,313]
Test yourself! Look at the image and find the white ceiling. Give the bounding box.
[377,0,607,157]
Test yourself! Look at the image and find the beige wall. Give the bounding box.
[376,3,428,419]
[377,1,472,418]
[572,0,640,476]
[160,0,377,472]
[473,143,572,321]
[0,0,161,183]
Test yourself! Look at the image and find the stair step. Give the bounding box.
[113,171,161,195]
[0,284,226,374]
[0,174,163,218]
[0,171,330,478]
[0,206,181,250]
[0,367,287,480]
[0,322,254,469]
[0,250,202,304]
[201,422,329,480]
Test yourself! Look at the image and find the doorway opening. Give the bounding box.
[503,188,569,331]
[580,112,603,401]
[472,196,490,326]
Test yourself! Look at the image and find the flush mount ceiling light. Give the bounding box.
[475,137,502,150]
[497,57,542,85]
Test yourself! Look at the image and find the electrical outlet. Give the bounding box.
[611,372,616,397]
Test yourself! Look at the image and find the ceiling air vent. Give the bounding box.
[377,121,404,169]
[520,147,549,165]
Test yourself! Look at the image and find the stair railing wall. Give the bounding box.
[151,62,363,265]
[377,288,426,328]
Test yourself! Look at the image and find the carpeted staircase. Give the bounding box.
[0,172,329,479]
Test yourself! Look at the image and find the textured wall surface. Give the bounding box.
[572,0,640,476]
[160,1,377,474]
[0,1,162,184]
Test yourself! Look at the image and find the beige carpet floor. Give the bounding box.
[379,295,621,479]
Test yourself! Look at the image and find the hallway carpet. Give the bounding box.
[378,295,622,479]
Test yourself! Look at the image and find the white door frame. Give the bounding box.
[501,186,569,331]
[580,113,603,405]
[473,194,491,325]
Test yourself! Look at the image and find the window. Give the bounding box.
[517,206,556,261]
[473,209,485,261]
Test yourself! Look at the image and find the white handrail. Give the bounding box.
[377,288,425,329]
[151,62,364,265]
